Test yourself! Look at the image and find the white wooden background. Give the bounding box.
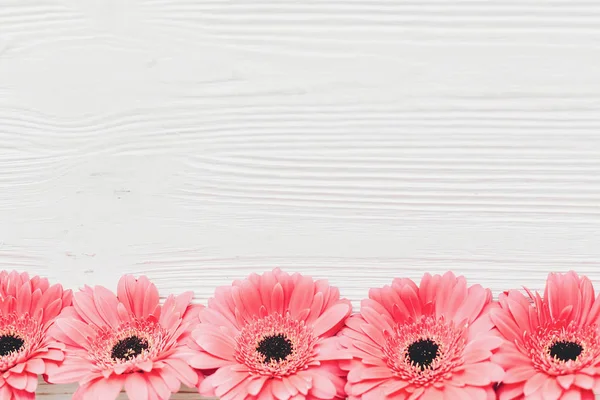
[1,0,600,398]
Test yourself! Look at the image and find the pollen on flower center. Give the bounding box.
[110,336,149,361]
[383,316,466,386]
[0,334,24,357]
[521,321,600,375]
[256,334,293,363]
[549,340,583,362]
[235,313,317,377]
[406,339,439,370]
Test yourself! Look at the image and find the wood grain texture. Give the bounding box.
[1,0,600,397]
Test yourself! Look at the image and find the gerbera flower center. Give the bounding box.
[256,333,293,363]
[235,313,318,377]
[406,338,439,370]
[520,321,600,375]
[88,319,168,373]
[0,334,24,357]
[110,336,149,361]
[0,313,44,372]
[549,340,583,362]
[383,316,466,386]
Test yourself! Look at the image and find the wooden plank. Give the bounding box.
[1,0,599,397]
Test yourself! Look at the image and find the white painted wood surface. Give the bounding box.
[1,0,600,398]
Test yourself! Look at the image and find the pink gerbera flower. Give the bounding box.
[47,275,202,400]
[493,271,600,399]
[188,268,353,400]
[0,270,72,400]
[339,272,504,399]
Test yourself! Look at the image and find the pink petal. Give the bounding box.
[464,335,504,355]
[348,366,393,383]
[288,374,311,396]
[155,365,181,393]
[200,308,238,332]
[163,359,198,387]
[258,271,277,313]
[542,377,563,400]
[89,377,123,400]
[305,292,324,324]
[312,303,351,337]
[420,386,444,400]
[136,360,153,373]
[581,390,596,400]
[557,374,576,390]
[523,372,549,396]
[271,378,292,400]
[42,348,65,361]
[492,348,531,368]
[497,383,525,400]
[407,386,425,400]
[6,373,27,390]
[585,296,600,326]
[147,374,172,400]
[574,374,595,390]
[24,359,45,375]
[399,283,422,319]
[490,309,522,343]
[45,357,92,384]
[417,273,436,306]
[502,365,537,384]
[442,275,467,319]
[381,379,409,396]
[10,363,25,374]
[310,372,337,399]
[247,376,268,397]
[25,373,38,393]
[361,306,392,333]
[561,388,585,400]
[316,337,352,361]
[466,308,495,340]
[240,280,262,318]
[271,283,285,316]
[289,276,315,319]
[37,284,64,314]
[16,281,32,316]
[462,347,492,365]
[454,284,489,324]
[192,325,235,360]
[142,280,160,319]
[189,351,234,369]
[53,318,94,348]
[125,373,149,400]
[116,303,130,323]
[42,299,64,325]
[73,290,105,328]
[441,384,470,400]
[360,323,385,346]
[505,295,531,332]
[92,286,121,329]
[213,370,249,398]
[117,275,136,314]
[458,362,504,385]
[283,376,300,397]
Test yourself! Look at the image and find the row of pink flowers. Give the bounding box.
[0,269,597,399]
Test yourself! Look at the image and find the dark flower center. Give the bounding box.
[406,338,439,370]
[256,334,293,363]
[111,336,149,361]
[549,340,583,362]
[0,334,24,357]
